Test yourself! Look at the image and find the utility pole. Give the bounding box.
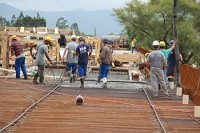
[173,0,180,87]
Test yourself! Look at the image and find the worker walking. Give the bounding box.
[130,39,137,53]
[31,36,53,85]
[62,35,78,83]
[76,37,92,88]
[10,35,28,79]
[97,38,113,88]
[147,40,169,97]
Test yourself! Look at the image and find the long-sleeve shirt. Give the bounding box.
[99,45,112,64]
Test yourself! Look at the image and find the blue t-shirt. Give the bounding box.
[76,43,90,65]
[167,50,175,66]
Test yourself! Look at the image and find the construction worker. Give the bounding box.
[31,36,53,85]
[159,40,177,83]
[76,37,92,88]
[62,35,78,83]
[167,40,184,78]
[159,40,176,63]
[147,40,169,97]
[10,35,28,79]
[97,38,113,88]
[58,34,67,48]
[130,39,138,53]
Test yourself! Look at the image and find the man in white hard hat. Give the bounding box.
[62,35,78,83]
[146,40,169,97]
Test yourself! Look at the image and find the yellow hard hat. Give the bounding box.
[44,36,52,41]
[11,35,17,40]
[145,53,150,58]
[160,41,166,47]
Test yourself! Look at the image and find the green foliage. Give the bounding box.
[0,16,9,26]
[56,17,68,29]
[14,15,46,27]
[11,12,46,27]
[114,0,200,66]
[71,23,80,35]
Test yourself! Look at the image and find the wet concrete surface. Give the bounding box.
[60,73,150,90]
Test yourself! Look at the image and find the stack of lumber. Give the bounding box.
[112,53,144,63]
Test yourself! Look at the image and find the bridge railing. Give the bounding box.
[180,64,200,105]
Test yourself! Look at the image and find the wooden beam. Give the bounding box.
[1,32,9,76]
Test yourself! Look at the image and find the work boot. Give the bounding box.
[70,77,73,83]
[102,77,107,88]
[33,80,39,84]
[39,77,45,85]
[33,76,38,84]
[73,76,76,82]
[24,76,29,80]
[80,79,84,88]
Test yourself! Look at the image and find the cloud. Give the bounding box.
[0,0,133,11]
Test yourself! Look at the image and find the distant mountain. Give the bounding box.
[0,3,123,36]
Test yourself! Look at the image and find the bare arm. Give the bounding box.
[62,48,68,58]
[88,48,92,56]
[45,52,53,64]
[169,40,177,51]
[30,44,37,59]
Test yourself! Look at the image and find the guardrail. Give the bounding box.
[180,64,200,105]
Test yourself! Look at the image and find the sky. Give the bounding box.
[0,0,147,11]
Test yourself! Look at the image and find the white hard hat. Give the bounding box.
[71,35,76,39]
[152,40,159,46]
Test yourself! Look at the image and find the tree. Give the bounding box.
[18,11,24,19]
[0,16,9,26]
[10,14,17,26]
[37,12,41,18]
[13,13,46,27]
[56,17,68,29]
[71,23,80,35]
[114,0,200,66]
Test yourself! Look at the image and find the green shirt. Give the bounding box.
[160,49,171,63]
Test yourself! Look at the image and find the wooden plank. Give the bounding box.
[112,53,144,63]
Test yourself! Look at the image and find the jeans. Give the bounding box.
[15,57,27,79]
[99,63,110,79]
[131,46,138,53]
[78,64,87,78]
[66,63,77,74]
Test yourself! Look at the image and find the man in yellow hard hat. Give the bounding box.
[62,35,78,83]
[159,40,176,84]
[10,35,28,79]
[31,36,53,84]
